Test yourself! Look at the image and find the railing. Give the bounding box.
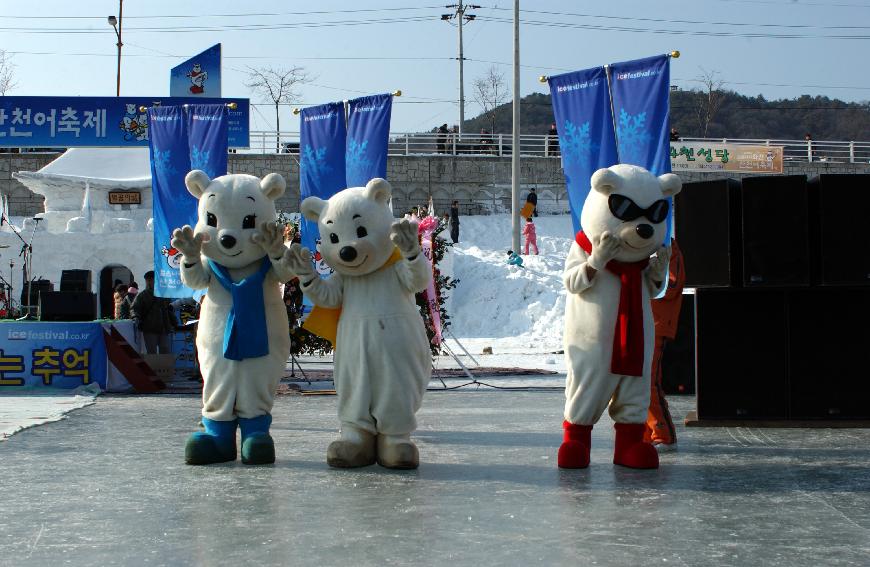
[244,131,870,164]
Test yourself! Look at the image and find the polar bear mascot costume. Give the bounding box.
[171,170,295,466]
[285,178,432,470]
[559,164,681,470]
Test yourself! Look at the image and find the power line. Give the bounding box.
[0,6,448,20]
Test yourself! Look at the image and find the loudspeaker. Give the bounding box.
[741,175,810,286]
[60,269,92,292]
[695,288,789,420]
[21,279,53,305]
[808,174,870,286]
[37,291,96,322]
[660,294,695,396]
[789,288,870,419]
[674,179,742,287]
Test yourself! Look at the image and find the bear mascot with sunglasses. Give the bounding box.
[558,164,681,469]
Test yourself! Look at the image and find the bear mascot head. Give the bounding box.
[300,177,396,277]
[184,170,286,268]
[580,163,681,262]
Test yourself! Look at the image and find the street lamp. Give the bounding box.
[107,0,123,97]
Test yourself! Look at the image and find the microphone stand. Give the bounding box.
[4,214,42,321]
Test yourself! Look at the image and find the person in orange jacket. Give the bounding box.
[646,238,685,446]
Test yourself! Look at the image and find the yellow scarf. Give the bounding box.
[302,247,404,345]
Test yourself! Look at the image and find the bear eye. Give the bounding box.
[329,233,339,244]
[356,226,368,238]
[206,212,217,227]
[242,215,256,229]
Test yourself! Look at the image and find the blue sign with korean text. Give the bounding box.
[170,44,221,98]
[548,67,619,234]
[345,93,392,187]
[0,96,249,148]
[0,322,108,389]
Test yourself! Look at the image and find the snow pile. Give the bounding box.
[447,214,575,354]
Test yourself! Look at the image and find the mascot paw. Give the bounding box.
[185,417,238,465]
[558,421,592,469]
[613,423,659,469]
[241,433,276,465]
[377,435,419,470]
[327,429,377,468]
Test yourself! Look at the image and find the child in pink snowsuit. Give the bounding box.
[523,217,539,255]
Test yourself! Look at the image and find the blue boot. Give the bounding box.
[185,417,237,465]
[238,414,275,465]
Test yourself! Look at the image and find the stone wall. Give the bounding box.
[3,151,870,218]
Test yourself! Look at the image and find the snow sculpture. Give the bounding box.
[286,178,432,470]
[559,164,681,470]
[171,170,296,465]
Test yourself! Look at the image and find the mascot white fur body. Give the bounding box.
[286,178,431,470]
[559,164,681,470]
[172,171,295,466]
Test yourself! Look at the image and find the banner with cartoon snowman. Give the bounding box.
[299,102,348,278]
[148,104,228,298]
[345,93,393,187]
[170,44,221,97]
[547,67,619,234]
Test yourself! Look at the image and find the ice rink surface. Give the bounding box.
[1,392,868,567]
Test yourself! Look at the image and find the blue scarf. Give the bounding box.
[207,255,272,361]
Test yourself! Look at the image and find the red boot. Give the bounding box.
[613,423,659,469]
[558,421,592,469]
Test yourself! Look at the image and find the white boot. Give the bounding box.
[377,433,419,470]
[327,425,376,468]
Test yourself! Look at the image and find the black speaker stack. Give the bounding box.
[675,173,870,422]
[38,291,97,322]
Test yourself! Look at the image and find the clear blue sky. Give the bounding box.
[2,0,869,134]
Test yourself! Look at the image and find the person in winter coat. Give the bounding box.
[449,200,460,244]
[523,217,539,255]
[131,271,175,354]
[506,250,524,268]
[526,187,538,217]
[113,284,129,319]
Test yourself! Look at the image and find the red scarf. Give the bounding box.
[576,231,648,377]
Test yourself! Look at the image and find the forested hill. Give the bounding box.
[461,90,870,141]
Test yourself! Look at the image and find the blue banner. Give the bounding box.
[0,322,108,390]
[149,106,193,298]
[170,44,221,97]
[186,104,229,180]
[299,103,347,277]
[608,54,673,239]
[345,93,392,187]
[0,96,248,148]
[548,67,618,234]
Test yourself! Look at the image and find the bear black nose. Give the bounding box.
[339,246,358,262]
[636,224,654,239]
[219,235,237,249]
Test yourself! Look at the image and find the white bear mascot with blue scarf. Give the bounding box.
[171,170,295,465]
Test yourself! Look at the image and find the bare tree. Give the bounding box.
[472,65,509,135]
[245,66,311,152]
[696,67,726,138]
[0,49,17,95]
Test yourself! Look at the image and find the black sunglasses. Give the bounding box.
[608,194,670,224]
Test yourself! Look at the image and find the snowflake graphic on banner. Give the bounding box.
[301,145,332,184]
[345,138,373,184]
[616,109,652,165]
[559,120,599,166]
[190,145,213,178]
[152,149,178,177]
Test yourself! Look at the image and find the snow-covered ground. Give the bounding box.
[444,213,573,364]
[0,385,101,441]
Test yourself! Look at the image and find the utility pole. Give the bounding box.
[511,0,521,253]
[441,4,480,136]
[108,0,123,96]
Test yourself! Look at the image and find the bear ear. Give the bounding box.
[590,168,620,195]
[185,170,211,199]
[363,178,392,205]
[301,196,327,222]
[260,173,286,200]
[658,173,682,197]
